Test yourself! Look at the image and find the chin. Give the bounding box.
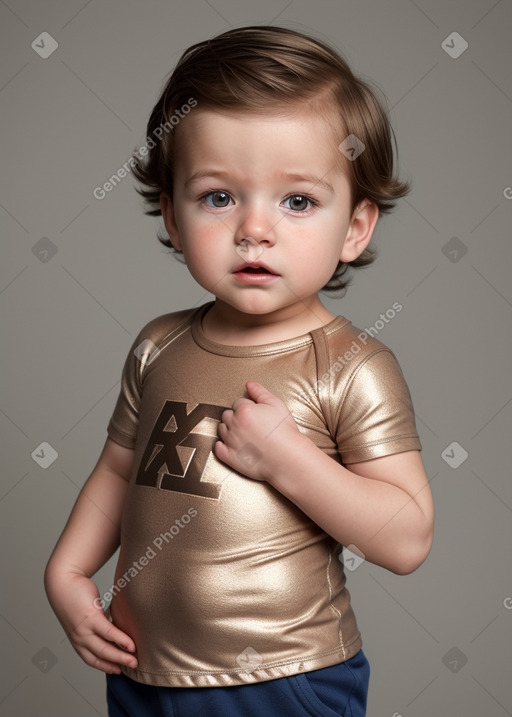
[223,298,277,315]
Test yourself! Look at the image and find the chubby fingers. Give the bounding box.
[72,613,138,674]
[96,616,136,656]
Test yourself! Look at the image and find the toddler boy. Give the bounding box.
[45,25,434,717]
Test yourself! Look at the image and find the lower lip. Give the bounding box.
[233,271,280,284]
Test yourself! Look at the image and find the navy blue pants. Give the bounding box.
[106,649,370,716]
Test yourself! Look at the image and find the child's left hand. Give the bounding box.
[214,381,302,483]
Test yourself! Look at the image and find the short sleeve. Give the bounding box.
[335,349,422,464]
[106,330,148,449]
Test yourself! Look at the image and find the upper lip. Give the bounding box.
[233,261,279,275]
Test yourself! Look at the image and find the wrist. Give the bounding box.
[44,560,87,597]
[267,431,320,494]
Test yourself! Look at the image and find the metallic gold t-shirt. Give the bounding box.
[106,301,422,687]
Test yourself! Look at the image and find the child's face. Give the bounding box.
[161,107,377,321]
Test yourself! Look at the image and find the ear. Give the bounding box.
[160,191,182,251]
[339,199,380,263]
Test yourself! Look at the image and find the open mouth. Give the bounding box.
[240,266,272,273]
[233,264,279,280]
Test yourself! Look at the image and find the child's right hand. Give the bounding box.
[49,573,138,674]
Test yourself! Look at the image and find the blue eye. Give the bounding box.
[203,191,232,208]
[283,195,316,212]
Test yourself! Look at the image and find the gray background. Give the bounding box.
[1,0,511,715]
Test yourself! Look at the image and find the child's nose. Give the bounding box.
[234,205,277,246]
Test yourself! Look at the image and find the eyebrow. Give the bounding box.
[277,172,334,194]
[184,170,334,193]
[184,170,230,188]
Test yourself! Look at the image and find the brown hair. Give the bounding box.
[131,25,410,295]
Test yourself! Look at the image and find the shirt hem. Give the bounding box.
[119,638,363,688]
[106,425,136,450]
[341,435,422,464]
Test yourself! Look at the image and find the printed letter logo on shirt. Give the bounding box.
[136,400,226,499]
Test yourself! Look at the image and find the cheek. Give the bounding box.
[180,207,227,243]
[180,227,228,276]
[188,227,223,260]
[310,250,341,283]
[297,224,345,262]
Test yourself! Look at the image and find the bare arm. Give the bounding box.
[44,437,139,674]
[215,381,434,575]
[271,441,434,575]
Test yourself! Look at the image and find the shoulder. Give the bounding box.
[321,317,401,382]
[123,305,203,376]
[317,317,417,417]
[133,304,201,347]
[320,319,421,463]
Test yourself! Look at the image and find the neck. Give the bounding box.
[201,298,337,346]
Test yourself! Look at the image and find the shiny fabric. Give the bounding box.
[106,301,421,688]
[106,648,370,716]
